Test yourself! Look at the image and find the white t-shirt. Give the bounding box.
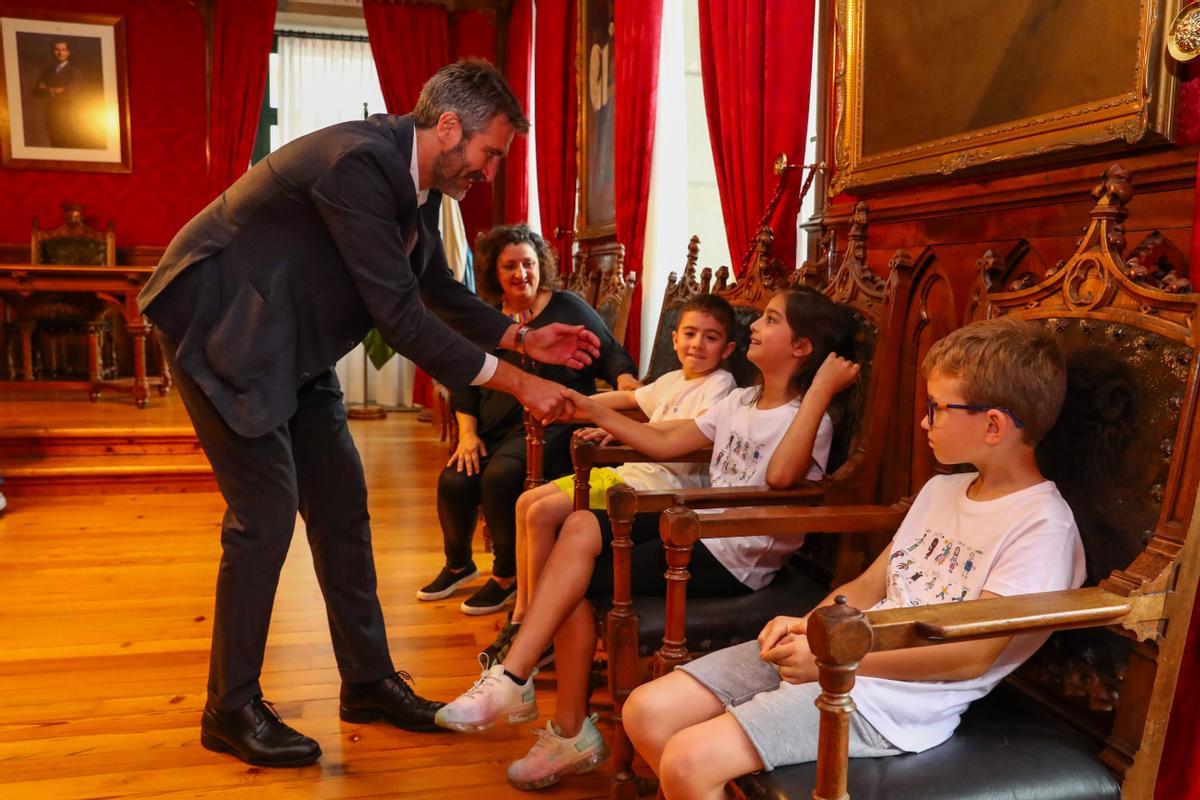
[851,472,1086,753]
[692,387,833,590]
[617,369,736,491]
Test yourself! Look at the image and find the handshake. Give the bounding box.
[516,381,600,425]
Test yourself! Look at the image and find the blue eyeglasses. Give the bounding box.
[925,399,1024,429]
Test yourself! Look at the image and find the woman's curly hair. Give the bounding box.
[474,224,560,303]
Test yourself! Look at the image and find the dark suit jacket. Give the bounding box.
[139,114,511,438]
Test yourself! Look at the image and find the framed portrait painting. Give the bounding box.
[0,11,131,172]
[577,0,616,239]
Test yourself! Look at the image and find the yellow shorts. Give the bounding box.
[551,467,627,510]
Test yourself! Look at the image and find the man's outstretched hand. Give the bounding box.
[516,374,575,425]
[523,324,601,369]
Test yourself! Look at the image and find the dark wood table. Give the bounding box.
[0,263,170,407]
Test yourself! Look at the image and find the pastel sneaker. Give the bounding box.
[434,656,538,733]
[506,714,610,791]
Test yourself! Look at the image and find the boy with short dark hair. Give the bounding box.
[622,317,1086,799]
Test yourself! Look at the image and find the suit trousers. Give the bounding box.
[158,331,395,710]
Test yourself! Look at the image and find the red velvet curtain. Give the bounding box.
[504,0,534,225]
[363,0,450,409]
[363,0,450,113]
[697,0,815,275]
[450,9,498,245]
[613,0,663,366]
[534,0,579,270]
[207,0,275,195]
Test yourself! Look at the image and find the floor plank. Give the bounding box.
[0,405,614,799]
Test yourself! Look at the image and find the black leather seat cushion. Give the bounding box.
[735,684,1121,800]
[594,566,829,657]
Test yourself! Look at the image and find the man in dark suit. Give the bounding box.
[139,60,601,768]
[33,39,93,149]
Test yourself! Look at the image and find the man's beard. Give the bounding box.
[431,139,485,200]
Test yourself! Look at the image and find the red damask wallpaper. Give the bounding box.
[0,0,209,251]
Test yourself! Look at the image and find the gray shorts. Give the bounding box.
[678,640,902,771]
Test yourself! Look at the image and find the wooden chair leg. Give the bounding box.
[87,321,104,401]
[481,516,493,553]
[127,321,151,408]
[653,504,695,679]
[607,486,642,800]
[524,411,546,490]
[807,597,872,800]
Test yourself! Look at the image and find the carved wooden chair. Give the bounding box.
[6,204,117,382]
[579,207,925,799]
[663,165,1199,800]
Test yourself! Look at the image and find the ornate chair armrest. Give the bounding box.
[803,582,1170,800]
[660,502,909,545]
[862,585,1165,650]
[606,483,829,520]
[571,436,712,469]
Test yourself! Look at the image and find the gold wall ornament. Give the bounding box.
[830,0,1181,195]
[1167,2,1200,61]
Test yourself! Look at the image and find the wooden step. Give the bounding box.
[0,427,202,458]
[1,453,216,496]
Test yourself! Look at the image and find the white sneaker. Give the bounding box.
[434,656,538,732]
[506,714,610,791]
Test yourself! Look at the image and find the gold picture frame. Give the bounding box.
[576,0,616,240]
[830,0,1180,195]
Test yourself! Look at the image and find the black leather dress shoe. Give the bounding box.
[200,697,321,767]
[340,671,446,732]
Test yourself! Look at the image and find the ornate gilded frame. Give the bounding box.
[830,0,1181,195]
[576,0,616,240]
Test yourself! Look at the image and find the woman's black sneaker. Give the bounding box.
[416,562,480,601]
[481,614,520,665]
[460,577,517,615]
[480,616,555,668]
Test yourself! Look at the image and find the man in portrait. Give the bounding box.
[32,38,98,149]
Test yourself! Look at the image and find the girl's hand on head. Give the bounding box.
[811,353,861,397]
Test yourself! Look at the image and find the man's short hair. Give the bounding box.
[413,59,529,136]
[678,294,736,343]
[923,317,1066,446]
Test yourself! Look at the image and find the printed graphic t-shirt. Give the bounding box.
[851,472,1086,753]
[616,369,737,491]
[692,387,833,590]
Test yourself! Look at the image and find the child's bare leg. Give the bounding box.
[513,483,561,621]
[546,598,598,737]
[658,713,764,800]
[623,670,726,775]
[520,490,576,616]
[503,510,603,678]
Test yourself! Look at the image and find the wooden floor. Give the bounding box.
[0,403,614,799]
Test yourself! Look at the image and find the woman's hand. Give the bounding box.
[757,614,809,654]
[447,432,488,476]
[760,633,818,685]
[810,353,861,399]
[523,324,601,368]
[574,427,616,446]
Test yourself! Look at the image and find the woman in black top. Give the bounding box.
[418,224,638,615]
